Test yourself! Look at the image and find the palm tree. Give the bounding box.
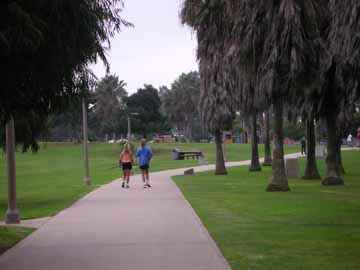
[231,0,323,191]
[263,110,272,166]
[249,112,261,171]
[162,72,201,140]
[181,0,235,175]
[93,75,128,136]
[314,0,360,185]
[296,0,360,186]
[302,116,321,179]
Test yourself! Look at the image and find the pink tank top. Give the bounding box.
[121,152,132,163]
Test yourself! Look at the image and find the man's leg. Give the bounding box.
[141,170,146,183]
[145,169,151,187]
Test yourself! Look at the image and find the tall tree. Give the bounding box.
[302,116,321,179]
[181,0,235,175]
[263,110,272,166]
[249,112,261,171]
[126,85,167,138]
[314,1,360,185]
[93,74,128,136]
[161,72,201,140]
[230,0,323,191]
[0,0,132,149]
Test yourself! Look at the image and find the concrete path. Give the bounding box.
[0,153,303,270]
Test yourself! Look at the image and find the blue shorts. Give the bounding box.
[139,164,149,170]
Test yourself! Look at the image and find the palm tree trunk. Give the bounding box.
[214,130,227,175]
[302,117,321,179]
[266,101,290,192]
[263,110,272,166]
[322,112,344,185]
[250,112,261,171]
[336,136,346,175]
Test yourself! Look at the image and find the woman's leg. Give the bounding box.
[122,170,126,187]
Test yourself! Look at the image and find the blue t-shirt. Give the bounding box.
[136,146,153,166]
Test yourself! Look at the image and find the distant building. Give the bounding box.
[223,131,233,144]
[155,135,175,143]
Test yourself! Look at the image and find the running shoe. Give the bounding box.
[122,182,125,188]
[126,184,130,189]
[146,183,151,188]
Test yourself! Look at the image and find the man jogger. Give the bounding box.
[136,139,153,188]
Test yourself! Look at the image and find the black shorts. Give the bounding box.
[139,164,149,170]
[122,162,132,170]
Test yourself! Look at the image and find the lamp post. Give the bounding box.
[127,112,140,142]
[5,117,20,224]
[82,98,91,185]
[127,115,131,142]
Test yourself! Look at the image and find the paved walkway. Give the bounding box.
[0,153,303,270]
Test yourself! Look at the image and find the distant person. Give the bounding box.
[119,143,134,188]
[347,133,353,147]
[300,136,306,155]
[357,129,360,147]
[136,139,153,188]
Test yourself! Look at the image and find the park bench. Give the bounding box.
[173,149,203,160]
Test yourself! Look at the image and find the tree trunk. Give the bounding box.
[336,136,346,175]
[302,117,321,179]
[263,110,272,166]
[142,130,147,139]
[266,101,290,192]
[214,130,227,175]
[322,112,344,185]
[250,112,261,171]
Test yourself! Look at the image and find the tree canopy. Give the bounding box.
[161,71,203,140]
[126,85,169,138]
[92,74,128,136]
[0,0,132,149]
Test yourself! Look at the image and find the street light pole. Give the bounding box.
[5,117,20,224]
[127,115,131,142]
[82,98,91,185]
[127,112,140,142]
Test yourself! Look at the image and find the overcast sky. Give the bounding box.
[90,0,198,94]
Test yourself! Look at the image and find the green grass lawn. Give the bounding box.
[0,142,298,220]
[0,226,34,255]
[174,150,360,270]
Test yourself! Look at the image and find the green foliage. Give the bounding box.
[174,151,360,270]
[181,0,235,132]
[161,71,204,140]
[126,85,170,138]
[1,113,51,152]
[92,74,128,136]
[0,0,131,150]
[47,101,83,143]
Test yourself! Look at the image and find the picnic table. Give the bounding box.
[173,149,203,160]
